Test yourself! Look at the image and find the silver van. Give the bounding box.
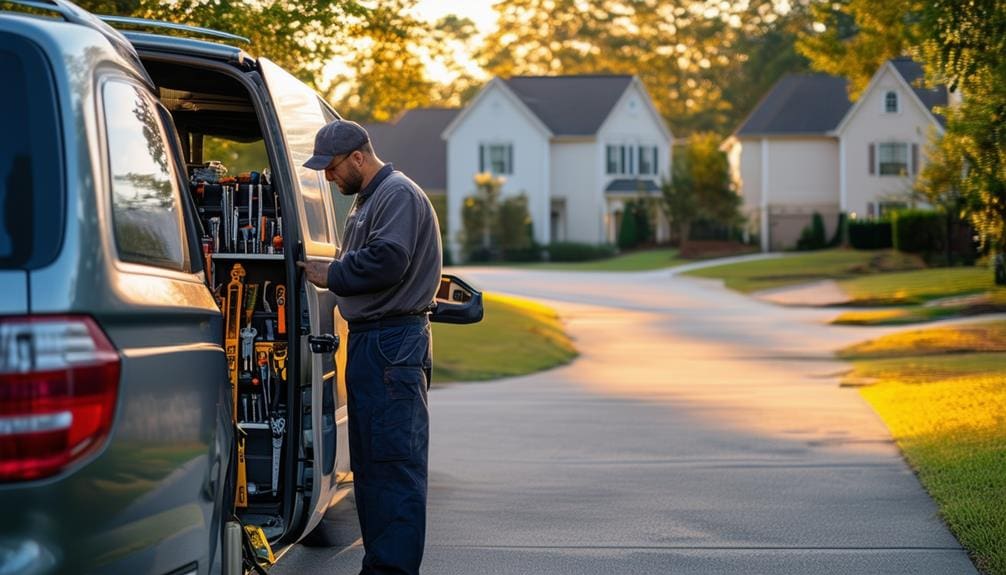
[0,2,481,574]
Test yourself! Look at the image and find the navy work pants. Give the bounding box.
[346,315,431,575]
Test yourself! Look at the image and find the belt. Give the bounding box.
[348,312,429,332]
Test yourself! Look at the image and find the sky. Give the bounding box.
[412,0,498,35]
[411,1,499,83]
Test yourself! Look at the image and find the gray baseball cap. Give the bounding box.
[303,119,370,170]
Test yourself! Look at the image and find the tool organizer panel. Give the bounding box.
[190,166,289,507]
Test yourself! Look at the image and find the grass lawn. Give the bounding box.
[839,321,1006,574]
[684,249,924,293]
[519,247,686,272]
[432,292,577,382]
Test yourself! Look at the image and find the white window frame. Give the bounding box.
[479,142,513,175]
[638,145,659,176]
[884,90,899,114]
[877,142,909,176]
[606,142,658,176]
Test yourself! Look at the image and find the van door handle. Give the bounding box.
[308,334,339,354]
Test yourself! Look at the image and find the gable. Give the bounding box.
[597,80,672,144]
[442,79,552,140]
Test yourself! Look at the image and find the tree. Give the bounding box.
[796,0,922,98]
[662,132,740,244]
[74,0,367,85]
[477,0,811,135]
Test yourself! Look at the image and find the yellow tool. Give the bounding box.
[235,432,248,508]
[244,283,259,326]
[243,524,276,567]
[225,264,246,422]
[271,344,288,382]
[275,285,286,336]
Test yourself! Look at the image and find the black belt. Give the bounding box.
[348,312,429,332]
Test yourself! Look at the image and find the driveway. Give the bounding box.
[273,265,977,574]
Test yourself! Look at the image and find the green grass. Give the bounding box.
[432,292,577,382]
[684,249,924,293]
[839,322,1006,573]
[838,267,1006,305]
[830,306,964,325]
[518,247,686,272]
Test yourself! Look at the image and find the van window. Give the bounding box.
[320,103,356,238]
[0,37,64,269]
[258,59,334,245]
[103,81,189,271]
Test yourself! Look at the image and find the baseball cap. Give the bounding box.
[303,119,370,170]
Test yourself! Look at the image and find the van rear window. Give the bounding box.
[0,36,63,269]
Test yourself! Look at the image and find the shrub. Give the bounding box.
[617,204,640,249]
[829,212,847,247]
[499,194,534,257]
[893,209,946,259]
[848,219,893,249]
[547,242,617,262]
[796,212,828,250]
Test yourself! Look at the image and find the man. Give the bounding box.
[297,119,442,575]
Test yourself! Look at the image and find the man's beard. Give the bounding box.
[339,168,364,196]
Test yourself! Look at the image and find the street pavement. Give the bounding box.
[273,263,978,574]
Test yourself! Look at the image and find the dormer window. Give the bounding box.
[885,91,899,113]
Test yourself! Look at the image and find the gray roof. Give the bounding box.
[735,59,948,137]
[605,178,660,194]
[735,74,852,136]
[503,75,634,136]
[363,108,459,191]
[890,57,948,126]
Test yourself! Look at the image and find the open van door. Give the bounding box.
[257,57,344,541]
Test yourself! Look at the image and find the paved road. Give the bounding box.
[274,265,977,574]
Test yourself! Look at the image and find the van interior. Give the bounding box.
[142,57,296,542]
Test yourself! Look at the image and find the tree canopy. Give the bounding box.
[477,0,809,136]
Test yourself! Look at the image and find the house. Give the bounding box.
[363,107,459,198]
[442,75,674,261]
[722,58,948,251]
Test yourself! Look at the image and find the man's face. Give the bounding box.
[324,150,363,195]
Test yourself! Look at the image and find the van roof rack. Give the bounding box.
[98,15,250,44]
[2,0,154,88]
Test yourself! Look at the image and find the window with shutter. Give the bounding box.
[869,143,876,175]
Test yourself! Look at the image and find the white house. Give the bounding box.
[722,58,947,251]
[442,75,674,261]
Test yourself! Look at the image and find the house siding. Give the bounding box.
[550,141,599,243]
[842,67,938,218]
[445,85,550,260]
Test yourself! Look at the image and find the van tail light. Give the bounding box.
[0,316,120,482]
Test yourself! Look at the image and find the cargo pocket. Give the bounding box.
[371,366,422,462]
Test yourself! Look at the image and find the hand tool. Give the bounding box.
[258,350,271,414]
[241,393,249,422]
[275,285,286,335]
[209,217,221,253]
[265,320,275,341]
[240,326,258,373]
[232,206,239,252]
[262,281,272,313]
[225,264,246,421]
[221,187,231,252]
[236,431,248,507]
[270,415,285,494]
[271,344,287,383]
[244,284,259,327]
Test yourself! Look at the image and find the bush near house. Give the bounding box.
[892,209,946,261]
[848,219,893,250]
[795,212,828,251]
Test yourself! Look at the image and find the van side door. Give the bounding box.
[257,57,344,539]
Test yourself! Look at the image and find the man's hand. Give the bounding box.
[297,261,330,289]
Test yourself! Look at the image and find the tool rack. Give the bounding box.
[191,169,290,507]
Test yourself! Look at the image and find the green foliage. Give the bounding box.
[459,195,493,262]
[663,132,741,244]
[546,242,617,262]
[892,209,946,259]
[829,212,847,247]
[478,0,810,135]
[796,0,922,99]
[499,195,534,255]
[795,212,828,251]
[617,205,640,250]
[848,219,894,250]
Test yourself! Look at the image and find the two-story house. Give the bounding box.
[721,58,947,251]
[442,75,673,261]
